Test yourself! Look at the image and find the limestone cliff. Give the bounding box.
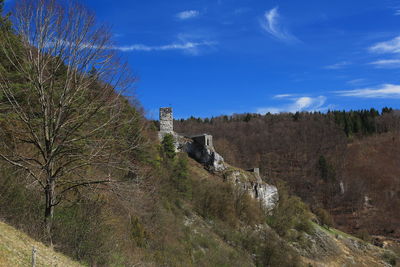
[182,137,226,172]
[174,134,278,210]
[223,167,278,210]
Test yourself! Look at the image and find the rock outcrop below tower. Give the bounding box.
[183,134,226,172]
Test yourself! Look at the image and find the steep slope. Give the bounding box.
[186,157,398,267]
[0,221,82,267]
[336,133,400,238]
[175,113,400,242]
[297,223,397,266]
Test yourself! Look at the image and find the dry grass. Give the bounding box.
[0,221,83,267]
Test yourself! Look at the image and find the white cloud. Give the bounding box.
[369,59,400,68]
[176,10,199,20]
[257,96,327,114]
[369,36,400,54]
[46,37,216,56]
[395,10,400,16]
[260,7,298,43]
[335,84,400,98]
[324,61,351,70]
[110,41,216,55]
[273,94,293,98]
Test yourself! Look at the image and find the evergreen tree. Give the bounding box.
[161,134,176,159]
[382,107,393,114]
[318,156,329,181]
[244,113,252,122]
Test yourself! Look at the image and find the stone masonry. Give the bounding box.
[159,107,173,133]
[158,107,174,140]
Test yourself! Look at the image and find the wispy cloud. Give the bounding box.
[335,84,400,98]
[369,36,400,54]
[257,96,327,114]
[176,10,200,20]
[347,79,367,86]
[273,94,294,98]
[368,36,400,67]
[324,61,351,69]
[260,7,298,43]
[395,10,400,15]
[109,41,216,55]
[369,59,400,68]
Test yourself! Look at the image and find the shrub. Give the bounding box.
[194,179,238,227]
[355,229,371,243]
[192,178,263,227]
[130,216,148,248]
[240,227,301,267]
[267,182,314,237]
[382,251,397,266]
[52,198,114,265]
[314,207,334,229]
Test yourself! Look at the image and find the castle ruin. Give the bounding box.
[157,107,278,209]
[158,107,174,140]
[191,134,213,149]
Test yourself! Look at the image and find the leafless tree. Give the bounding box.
[0,0,141,244]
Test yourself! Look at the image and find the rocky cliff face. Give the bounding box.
[223,168,278,210]
[172,132,278,210]
[184,139,226,172]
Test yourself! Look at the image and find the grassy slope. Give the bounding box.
[0,221,83,267]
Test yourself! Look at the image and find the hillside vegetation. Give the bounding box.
[175,111,400,240]
[0,0,399,266]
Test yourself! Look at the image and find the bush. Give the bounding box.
[314,207,334,229]
[193,179,238,226]
[267,182,314,237]
[382,251,397,266]
[157,153,192,205]
[0,166,43,238]
[355,229,371,243]
[192,178,262,227]
[240,227,301,267]
[52,198,114,265]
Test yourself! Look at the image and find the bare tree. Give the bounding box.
[0,0,141,244]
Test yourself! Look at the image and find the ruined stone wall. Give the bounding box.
[191,134,213,148]
[159,107,173,133]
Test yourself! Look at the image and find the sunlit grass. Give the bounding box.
[0,221,84,267]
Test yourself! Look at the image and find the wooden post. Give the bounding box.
[31,246,37,267]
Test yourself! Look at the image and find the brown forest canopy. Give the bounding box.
[175,110,400,238]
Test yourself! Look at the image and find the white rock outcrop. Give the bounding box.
[224,169,278,211]
[181,138,226,172]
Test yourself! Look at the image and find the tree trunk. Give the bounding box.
[44,179,55,246]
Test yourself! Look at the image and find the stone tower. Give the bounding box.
[159,107,174,140]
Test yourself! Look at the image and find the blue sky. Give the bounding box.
[5,0,400,118]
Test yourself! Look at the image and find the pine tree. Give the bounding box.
[162,134,176,159]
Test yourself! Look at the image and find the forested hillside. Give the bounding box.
[175,110,400,240]
[0,0,399,266]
